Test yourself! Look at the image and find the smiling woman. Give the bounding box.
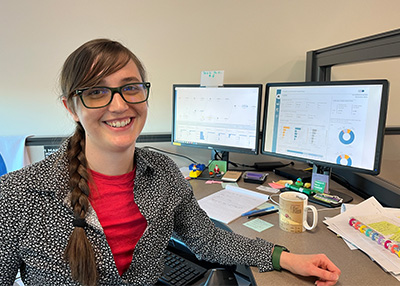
[0,39,341,286]
[59,40,152,285]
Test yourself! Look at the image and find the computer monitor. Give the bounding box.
[172,84,262,165]
[261,80,389,195]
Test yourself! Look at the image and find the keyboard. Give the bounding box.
[158,250,208,286]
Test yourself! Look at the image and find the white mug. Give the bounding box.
[279,191,318,233]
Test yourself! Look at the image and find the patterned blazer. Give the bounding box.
[0,139,274,285]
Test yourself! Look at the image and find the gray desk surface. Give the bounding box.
[189,173,399,286]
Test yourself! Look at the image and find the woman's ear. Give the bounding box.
[62,97,79,122]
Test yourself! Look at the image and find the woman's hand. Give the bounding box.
[280,252,341,286]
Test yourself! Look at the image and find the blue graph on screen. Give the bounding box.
[0,153,7,176]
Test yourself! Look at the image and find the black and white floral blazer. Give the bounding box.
[0,139,274,285]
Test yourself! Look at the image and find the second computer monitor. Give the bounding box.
[261,80,389,175]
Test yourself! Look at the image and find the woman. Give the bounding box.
[0,39,340,286]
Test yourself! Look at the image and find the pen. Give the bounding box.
[241,206,276,216]
[248,209,279,219]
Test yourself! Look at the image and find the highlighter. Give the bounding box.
[284,183,314,196]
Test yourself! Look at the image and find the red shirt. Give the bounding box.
[89,168,147,276]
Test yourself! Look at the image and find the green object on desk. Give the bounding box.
[313,180,326,193]
[284,183,314,195]
[221,182,239,189]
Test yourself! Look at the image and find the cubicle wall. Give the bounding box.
[25,134,264,170]
[305,28,400,207]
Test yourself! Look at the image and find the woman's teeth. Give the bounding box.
[106,118,131,128]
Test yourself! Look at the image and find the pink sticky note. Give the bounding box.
[269,182,285,189]
[205,180,223,184]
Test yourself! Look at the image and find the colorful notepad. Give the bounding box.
[349,216,400,258]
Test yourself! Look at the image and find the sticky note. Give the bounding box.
[200,70,224,87]
[271,181,291,188]
[368,221,400,236]
[256,202,276,209]
[390,231,400,242]
[257,185,280,194]
[221,182,239,189]
[243,218,274,232]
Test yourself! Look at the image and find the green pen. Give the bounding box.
[284,183,315,195]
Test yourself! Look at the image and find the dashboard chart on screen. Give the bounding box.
[172,84,262,164]
[261,80,389,200]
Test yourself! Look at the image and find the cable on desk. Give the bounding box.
[269,195,280,206]
[142,146,198,164]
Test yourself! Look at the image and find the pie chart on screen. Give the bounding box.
[336,154,352,166]
[339,129,355,145]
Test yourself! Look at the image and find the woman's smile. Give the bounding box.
[104,117,133,128]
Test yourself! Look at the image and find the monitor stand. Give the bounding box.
[212,150,229,165]
[312,164,353,203]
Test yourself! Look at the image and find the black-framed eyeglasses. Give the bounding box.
[74,82,151,109]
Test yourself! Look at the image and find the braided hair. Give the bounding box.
[64,122,97,285]
[60,39,147,285]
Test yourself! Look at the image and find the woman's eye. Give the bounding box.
[86,88,107,97]
[124,85,138,92]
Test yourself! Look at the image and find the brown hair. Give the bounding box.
[60,39,147,285]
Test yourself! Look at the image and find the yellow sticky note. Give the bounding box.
[369,221,400,236]
[390,231,400,242]
[243,218,274,232]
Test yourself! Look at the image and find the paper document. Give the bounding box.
[324,197,400,278]
[197,185,269,224]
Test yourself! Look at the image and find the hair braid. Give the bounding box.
[64,123,97,286]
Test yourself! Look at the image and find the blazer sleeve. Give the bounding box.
[170,168,275,272]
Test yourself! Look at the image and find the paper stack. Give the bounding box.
[198,185,269,224]
[324,197,400,281]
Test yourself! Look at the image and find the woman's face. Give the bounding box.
[64,59,148,156]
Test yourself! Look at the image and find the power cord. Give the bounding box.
[142,146,198,164]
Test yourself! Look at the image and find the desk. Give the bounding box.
[189,174,399,285]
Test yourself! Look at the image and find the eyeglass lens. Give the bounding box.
[81,83,148,108]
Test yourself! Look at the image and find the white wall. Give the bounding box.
[1,0,400,137]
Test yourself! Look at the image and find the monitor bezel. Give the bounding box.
[172,84,263,155]
[261,80,389,175]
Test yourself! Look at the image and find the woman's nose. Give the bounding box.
[108,93,129,112]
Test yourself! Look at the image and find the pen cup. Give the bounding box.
[279,191,318,233]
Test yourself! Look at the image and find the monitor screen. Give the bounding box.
[261,80,389,175]
[172,84,262,155]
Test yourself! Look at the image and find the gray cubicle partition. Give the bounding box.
[306,28,400,207]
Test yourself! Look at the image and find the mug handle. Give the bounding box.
[304,205,318,230]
